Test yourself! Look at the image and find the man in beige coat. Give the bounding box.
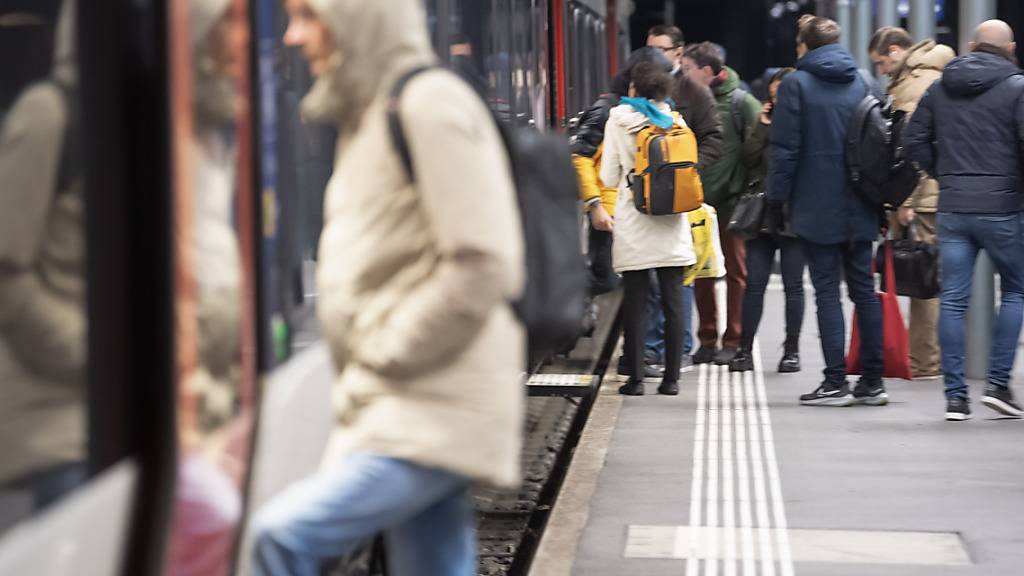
[251,0,525,574]
[869,27,955,379]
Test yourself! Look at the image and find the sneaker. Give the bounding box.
[618,381,645,396]
[678,354,694,373]
[616,361,664,382]
[852,379,889,406]
[799,381,854,406]
[912,369,942,381]
[945,396,971,421]
[728,349,754,372]
[981,384,1023,418]
[657,381,680,396]
[778,351,801,373]
[693,346,717,364]
[713,347,739,365]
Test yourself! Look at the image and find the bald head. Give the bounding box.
[974,19,1014,48]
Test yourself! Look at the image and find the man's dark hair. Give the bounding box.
[610,46,674,97]
[647,24,684,48]
[868,26,913,55]
[684,42,724,75]
[631,61,674,101]
[449,32,472,46]
[797,15,841,51]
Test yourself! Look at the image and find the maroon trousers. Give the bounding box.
[695,226,747,349]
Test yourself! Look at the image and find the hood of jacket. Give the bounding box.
[303,0,436,132]
[942,49,1022,97]
[711,66,741,98]
[894,39,955,79]
[610,100,674,134]
[797,44,858,84]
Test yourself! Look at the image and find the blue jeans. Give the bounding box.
[252,453,475,576]
[802,240,883,384]
[937,212,1024,399]
[645,278,694,363]
[741,234,806,349]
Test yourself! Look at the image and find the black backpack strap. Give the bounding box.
[846,95,878,183]
[387,66,435,183]
[52,80,78,195]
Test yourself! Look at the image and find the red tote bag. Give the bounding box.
[847,241,913,379]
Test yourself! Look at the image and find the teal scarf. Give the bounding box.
[620,97,674,130]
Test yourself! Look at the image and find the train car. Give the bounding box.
[0,0,626,575]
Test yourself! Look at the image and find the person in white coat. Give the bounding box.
[601,62,697,396]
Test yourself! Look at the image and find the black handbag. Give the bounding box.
[877,223,941,299]
[727,189,766,240]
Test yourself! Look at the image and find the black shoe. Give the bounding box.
[945,396,971,421]
[657,381,680,396]
[777,352,801,373]
[852,379,888,406]
[713,347,739,365]
[981,384,1023,418]
[729,350,754,372]
[693,346,717,364]
[678,355,694,374]
[618,381,645,396]
[617,362,664,382]
[799,381,853,406]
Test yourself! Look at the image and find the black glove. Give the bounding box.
[763,201,786,237]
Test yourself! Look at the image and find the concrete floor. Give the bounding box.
[538,284,1024,576]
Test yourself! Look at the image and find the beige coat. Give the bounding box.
[307,0,526,488]
[601,103,697,273]
[0,0,85,481]
[889,40,956,213]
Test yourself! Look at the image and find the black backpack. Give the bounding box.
[387,67,587,361]
[845,94,920,208]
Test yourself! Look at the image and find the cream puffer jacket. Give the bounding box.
[889,39,955,213]
[601,102,697,274]
[306,0,526,488]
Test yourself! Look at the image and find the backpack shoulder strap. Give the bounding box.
[387,66,435,183]
[846,95,879,181]
[731,89,749,142]
[52,80,78,195]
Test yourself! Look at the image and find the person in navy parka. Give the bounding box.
[768,15,885,407]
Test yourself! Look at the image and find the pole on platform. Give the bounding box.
[877,0,899,29]
[959,0,997,54]
[836,0,852,51]
[908,0,936,41]
[852,0,873,70]
[960,0,997,381]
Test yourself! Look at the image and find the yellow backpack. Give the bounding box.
[631,112,704,215]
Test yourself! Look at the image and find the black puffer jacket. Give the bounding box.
[904,47,1024,213]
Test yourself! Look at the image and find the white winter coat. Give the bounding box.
[600,102,696,273]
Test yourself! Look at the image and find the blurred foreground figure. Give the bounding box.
[251,0,525,574]
[0,0,87,521]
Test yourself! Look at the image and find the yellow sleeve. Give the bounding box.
[573,153,603,211]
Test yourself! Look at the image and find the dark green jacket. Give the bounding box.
[701,67,762,220]
[742,119,769,195]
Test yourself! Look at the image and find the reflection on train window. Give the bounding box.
[163,0,258,573]
[0,0,87,534]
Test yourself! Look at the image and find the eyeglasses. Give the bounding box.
[654,45,679,54]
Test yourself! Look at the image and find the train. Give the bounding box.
[0,0,627,575]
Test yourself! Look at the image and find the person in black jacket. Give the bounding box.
[904,20,1024,422]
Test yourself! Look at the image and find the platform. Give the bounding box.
[531,283,1024,576]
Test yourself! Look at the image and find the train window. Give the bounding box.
[0,0,89,534]
[570,7,584,115]
[532,0,549,127]
[162,0,259,573]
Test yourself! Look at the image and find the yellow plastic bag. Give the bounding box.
[684,204,726,285]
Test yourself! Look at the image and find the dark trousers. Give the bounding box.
[696,226,747,349]
[740,234,806,350]
[623,267,684,384]
[802,240,883,384]
[588,228,619,296]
